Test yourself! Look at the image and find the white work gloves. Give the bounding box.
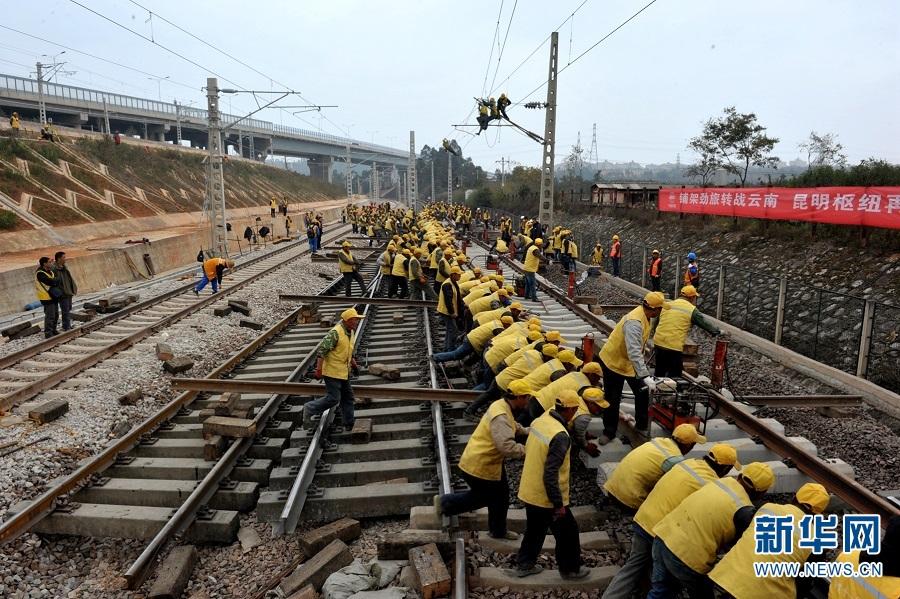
[643,376,658,393]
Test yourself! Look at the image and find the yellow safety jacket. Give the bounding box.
[469,292,501,315]
[519,358,564,390]
[633,458,718,536]
[709,503,810,599]
[484,335,528,371]
[458,399,514,481]
[518,411,570,508]
[321,322,354,380]
[603,437,680,510]
[203,257,227,279]
[503,340,540,366]
[551,233,562,251]
[495,349,544,391]
[436,258,451,283]
[523,246,541,273]
[475,307,509,327]
[380,250,394,275]
[463,287,490,306]
[34,269,56,301]
[408,257,423,281]
[459,279,482,293]
[828,550,900,599]
[534,371,591,411]
[429,247,443,269]
[391,253,408,277]
[459,270,476,283]
[591,248,603,265]
[563,240,578,259]
[338,250,356,273]
[599,306,650,377]
[654,297,695,352]
[467,320,503,353]
[437,280,460,317]
[654,477,751,574]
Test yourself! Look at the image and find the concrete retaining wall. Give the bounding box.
[0,201,349,316]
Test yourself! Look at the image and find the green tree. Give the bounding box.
[693,106,779,186]
[685,135,721,185]
[799,131,847,168]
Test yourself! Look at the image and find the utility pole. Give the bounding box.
[102,96,111,136]
[408,131,418,211]
[174,100,183,144]
[538,31,559,229]
[496,157,507,187]
[430,160,435,202]
[447,153,453,204]
[373,162,379,201]
[35,62,47,126]
[345,143,352,202]
[203,77,228,257]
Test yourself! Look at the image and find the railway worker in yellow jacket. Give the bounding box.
[512,391,590,580]
[828,515,900,599]
[337,241,366,297]
[709,483,831,599]
[591,243,604,267]
[388,248,411,298]
[435,379,532,540]
[522,238,546,301]
[305,308,365,430]
[649,462,775,599]
[531,361,604,418]
[194,257,235,295]
[431,315,513,364]
[652,285,721,378]
[468,342,559,419]
[407,248,437,301]
[437,266,464,351]
[597,291,666,444]
[600,423,707,599]
[474,301,524,327]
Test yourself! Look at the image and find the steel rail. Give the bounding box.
[279,295,437,307]
[169,379,480,401]
[0,222,346,373]
[0,224,355,411]
[276,273,382,535]
[739,394,864,407]
[475,238,900,520]
[421,290,465,599]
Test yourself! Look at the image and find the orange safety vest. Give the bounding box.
[649,257,662,277]
[611,241,621,258]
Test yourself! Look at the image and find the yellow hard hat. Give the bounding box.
[643,292,667,309]
[581,387,609,408]
[500,315,514,325]
[795,483,829,514]
[508,379,533,397]
[581,362,602,375]
[341,240,351,248]
[557,389,581,408]
[526,330,543,342]
[544,330,566,344]
[534,238,544,246]
[509,302,523,311]
[450,266,462,275]
[340,308,366,321]
[528,317,541,326]
[741,462,776,492]
[612,234,619,240]
[497,288,509,297]
[457,255,468,263]
[681,285,699,297]
[541,344,559,357]
[708,443,741,470]
[402,249,411,256]
[557,349,582,367]
[672,423,707,445]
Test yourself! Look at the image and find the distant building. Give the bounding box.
[590,182,661,207]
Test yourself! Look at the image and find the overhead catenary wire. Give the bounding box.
[480,0,505,98]
[487,0,518,98]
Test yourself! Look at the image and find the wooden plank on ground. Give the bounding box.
[202,416,256,438]
[278,539,352,595]
[148,545,197,599]
[408,542,451,599]
[297,517,361,556]
[350,418,372,444]
[28,400,69,424]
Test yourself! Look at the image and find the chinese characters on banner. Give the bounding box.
[658,187,900,230]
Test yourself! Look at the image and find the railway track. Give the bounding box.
[1,225,896,596]
[0,222,352,413]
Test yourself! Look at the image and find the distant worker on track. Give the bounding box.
[194,257,234,295]
[684,252,699,288]
[53,251,78,332]
[305,308,365,430]
[338,241,366,297]
[647,249,662,292]
[610,235,621,277]
[652,285,721,378]
[34,256,60,338]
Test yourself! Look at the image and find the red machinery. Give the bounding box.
[580,333,595,362]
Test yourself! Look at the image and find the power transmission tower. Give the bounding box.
[408,131,418,210]
[35,62,47,126]
[538,31,559,229]
[589,123,598,167]
[204,77,228,257]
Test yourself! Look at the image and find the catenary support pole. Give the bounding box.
[204,77,228,257]
[408,131,418,211]
[537,32,559,229]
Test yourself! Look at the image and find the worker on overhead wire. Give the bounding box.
[337,241,366,297]
[603,443,741,599]
[512,391,590,580]
[597,291,666,444]
[651,285,721,378]
[305,308,365,430]
[647,249,662,292]
[650,462,776,598]
[476,101,491,134]
[497,93,512,119]
[442,138,460,157]
[708,483,832,599]
[435,378,532,542]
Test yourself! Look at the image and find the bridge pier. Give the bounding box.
[307,155,334,183]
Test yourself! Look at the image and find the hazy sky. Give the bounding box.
[2,0,898,170]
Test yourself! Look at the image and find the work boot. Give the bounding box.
[487,530,519,541]
[192,289,199,296]
[511,564,543,578]
[560,566,591,580]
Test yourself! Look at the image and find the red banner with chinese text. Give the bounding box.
[658,187,900,230]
